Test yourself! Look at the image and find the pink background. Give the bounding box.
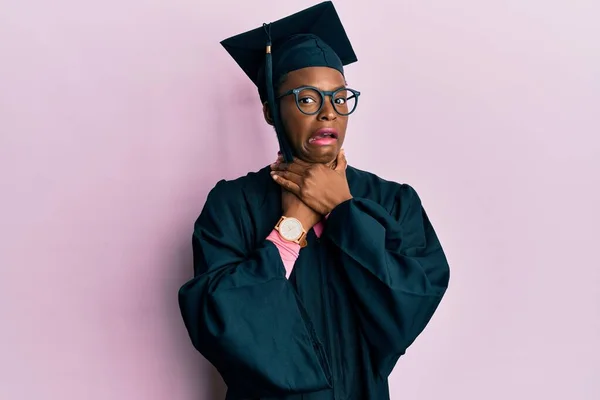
[1,0,599,399]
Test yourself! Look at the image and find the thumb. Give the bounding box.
[334,149,347,172]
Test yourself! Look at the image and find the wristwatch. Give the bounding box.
[274,216,308,248]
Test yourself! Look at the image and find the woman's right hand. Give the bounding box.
[275,153,322,231]
[281,189,322,231]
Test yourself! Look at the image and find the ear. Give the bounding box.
[262,102,274,126]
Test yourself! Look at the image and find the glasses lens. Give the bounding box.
[295,88,323,114]
[333,89,358,115]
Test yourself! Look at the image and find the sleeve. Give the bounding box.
[266,229,301,279]
[323,184,450,378]
[178,181,332,398]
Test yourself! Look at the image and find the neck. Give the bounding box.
[293,152,337,168]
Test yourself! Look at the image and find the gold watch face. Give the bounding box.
[279,218,303,241]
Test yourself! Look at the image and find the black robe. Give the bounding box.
[178,165,450,400]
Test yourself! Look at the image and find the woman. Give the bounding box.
[178,2,450,399]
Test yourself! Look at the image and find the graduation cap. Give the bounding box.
[221,1,358,162]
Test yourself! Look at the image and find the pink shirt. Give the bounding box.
[266,219,326,279]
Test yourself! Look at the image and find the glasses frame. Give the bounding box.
[276,86,361,116]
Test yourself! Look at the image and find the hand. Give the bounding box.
[281,189,322,231]
[270,150,352,215]
[273,153,322,231]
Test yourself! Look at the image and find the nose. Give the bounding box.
[317,96,337,121]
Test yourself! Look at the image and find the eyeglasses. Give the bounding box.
[277,86,361,116]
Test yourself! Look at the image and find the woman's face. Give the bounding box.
[264,66,349,165]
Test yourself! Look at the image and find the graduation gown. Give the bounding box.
[178,165,450,400]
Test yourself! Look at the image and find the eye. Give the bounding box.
[334,90,349,105]
[299,97,317,104]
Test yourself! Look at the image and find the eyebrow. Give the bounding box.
[296,83,348,91]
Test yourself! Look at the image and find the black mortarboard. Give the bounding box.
[220,1,358,162]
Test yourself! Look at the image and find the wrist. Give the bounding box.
[284,204,320,229]
[274,216,308,248]
[328,193,353,213]
[284,211,317,230]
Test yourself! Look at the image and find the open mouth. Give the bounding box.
[309,129,339,144]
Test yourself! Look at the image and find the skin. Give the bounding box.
[263,66,348,165]
[262,66,354,230]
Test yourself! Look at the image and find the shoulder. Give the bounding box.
[196,165,275,230]
[193,166,274,243]
[205,166,272,206]
[347,165,420,206]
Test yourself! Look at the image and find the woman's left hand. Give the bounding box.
[270,149,353,215]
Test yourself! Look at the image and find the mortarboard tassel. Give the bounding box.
[263,23,295,163]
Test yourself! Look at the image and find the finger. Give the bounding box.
[271,170,303,186]
[291,157,311,167]
[271,173,301,196]
[270,155,286,170]
[271,162,307,175]
[334,149,347,171]
[270,156,284,170]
